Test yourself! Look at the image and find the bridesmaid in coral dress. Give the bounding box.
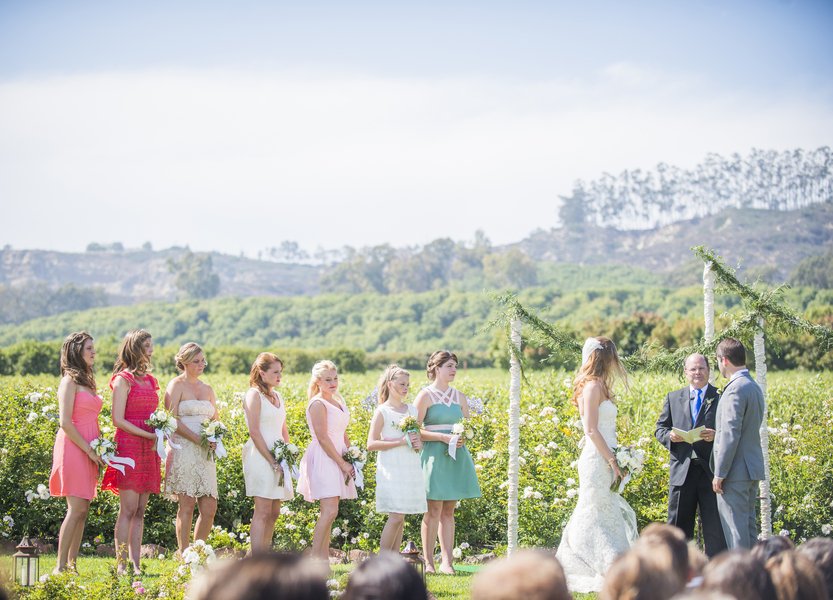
[101,329,161,575]
[49,331,105,574]
[297,360,357,560]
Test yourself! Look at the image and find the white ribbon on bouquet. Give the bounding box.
[102,454,136,475]
[206,436,227,460]
[155,426,181,460]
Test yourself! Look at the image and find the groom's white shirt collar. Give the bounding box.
[729,368,749,382]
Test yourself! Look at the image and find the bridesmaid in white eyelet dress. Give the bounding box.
[367,365,427,552]
[556,337,638,593]
[242,353,294,554]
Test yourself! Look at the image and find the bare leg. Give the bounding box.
[55,497,90,573]
[194,496,218,542]
[438,500,456,574]
[421,500,443,573]
[114,491,140,574]
[311,497,339,560]
[250,497,279,555]
[175,495,196,553]
[264,500,282,551]
[380,513,405,552]
[127,492,150,574]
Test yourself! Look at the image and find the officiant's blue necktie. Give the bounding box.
[692,389,702,426]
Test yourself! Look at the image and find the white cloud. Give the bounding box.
[1,66,831,254]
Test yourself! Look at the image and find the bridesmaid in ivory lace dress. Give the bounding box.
[556,337,638,593]
[163,343,219,555]
[366,365,426,552]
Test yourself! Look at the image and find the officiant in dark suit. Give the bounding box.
[655,353,727,557]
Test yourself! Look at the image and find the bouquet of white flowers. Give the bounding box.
[200,419,228,460]
[610,445,646,493]
[341,445,367,488]
[89,436,135,475]
[146,409,180,460]
[447,420,475,460]
[397,415,421,452]
[272,440,300,487]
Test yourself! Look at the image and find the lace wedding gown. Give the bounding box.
[556,399,638,593]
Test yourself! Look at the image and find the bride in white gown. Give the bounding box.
[556,337,638,593]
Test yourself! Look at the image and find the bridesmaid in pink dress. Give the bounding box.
[100,329,161,575]
[49,331,105,574]
[297,360,357,560]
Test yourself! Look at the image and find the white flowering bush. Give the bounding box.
[1,369,831,558]
[179,539,216,574]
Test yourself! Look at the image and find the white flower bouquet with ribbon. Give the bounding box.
[341,445,367,488]
[200,419,228,460]
[89,436,135,475]
[447,420,475,460]
[146,409,180,460]
[611,445,646,493]
[271,439,300,487]
[397,414,421,452]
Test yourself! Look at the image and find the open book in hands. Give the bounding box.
[671,426,706,444]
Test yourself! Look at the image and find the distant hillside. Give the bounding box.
[0,247,320,305]
[518,200,833,281]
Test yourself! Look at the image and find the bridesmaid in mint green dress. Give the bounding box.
[415,350,480,574]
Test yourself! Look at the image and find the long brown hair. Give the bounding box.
[60,331,96,391]
[112,329,153,376]
[249,353,283,398]
[377,364,410,404]
[571,336,628,407]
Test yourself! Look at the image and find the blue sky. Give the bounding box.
[1,0,831,255]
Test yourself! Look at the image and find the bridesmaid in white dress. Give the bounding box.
[163,343,219,555]
[242,352,295,554]
[366,365,427,552]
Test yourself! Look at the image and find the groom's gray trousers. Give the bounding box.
[716,479,759,549]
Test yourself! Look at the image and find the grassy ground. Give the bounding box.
[0,554,485,599]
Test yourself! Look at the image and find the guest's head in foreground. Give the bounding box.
[187,552,329,600]
[599,548,680,600]
[701,549,776,599]
[752,535,796,563]
[635,523,690,590]
[797,538,833,600]
[766,550,828,600]
[341,552,428,600]
[470,550,571,600]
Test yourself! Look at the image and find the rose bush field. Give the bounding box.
[1,369,831,570]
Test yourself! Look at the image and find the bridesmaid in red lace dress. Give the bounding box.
[101,329,161,575]
[49,331,105,574]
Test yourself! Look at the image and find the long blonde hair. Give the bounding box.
[60,331,96,391]
[308,360,338,400]
[571,336,628,407]
[377,364,410,404]
[113,329,153,375]
[249,352,283,398]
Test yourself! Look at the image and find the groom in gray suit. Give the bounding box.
[711,338,766,549]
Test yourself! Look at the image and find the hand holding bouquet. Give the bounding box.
[146,409,180,459]
[200,419,228,460]
[341,445,367,488]
[89,436,135,474]
[610,445,646,493]
[397,415,422,451]
[447,420,474,460]
[272,440,300,487]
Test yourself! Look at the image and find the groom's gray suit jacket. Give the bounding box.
[710,372,765,482]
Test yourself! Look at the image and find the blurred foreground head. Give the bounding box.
[471,550,570,600]
[187,552,329,600]
[341,552,428,600]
